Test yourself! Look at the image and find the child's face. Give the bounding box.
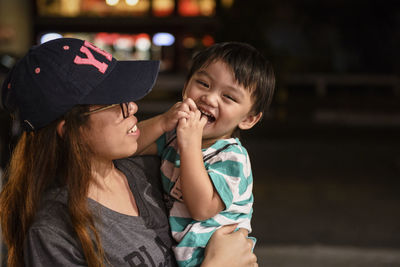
[183,60,262,146]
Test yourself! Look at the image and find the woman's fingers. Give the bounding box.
[204,225,258,267]
[236,227,249,238]
[215,224,238,235]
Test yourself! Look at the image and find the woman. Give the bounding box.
[0,38,257,267]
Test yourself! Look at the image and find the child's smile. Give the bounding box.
[198,106,216,124]
[183,59,261,147]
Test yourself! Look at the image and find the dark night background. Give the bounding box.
[219,0,400,74]
[1,0,400,266]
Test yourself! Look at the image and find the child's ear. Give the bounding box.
[238,112,263,130]
[56,120,66,138]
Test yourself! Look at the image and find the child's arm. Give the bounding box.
[135,101,190,155]
[177,107,225,221]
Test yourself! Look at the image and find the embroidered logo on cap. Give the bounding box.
[73,41,112,74]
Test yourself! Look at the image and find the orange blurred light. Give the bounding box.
[178,0,200,16]
[202,35,214,47]
[183,36,197,48]
[199,0,215,16]
[221,0,234,9]
[153,0,174,17]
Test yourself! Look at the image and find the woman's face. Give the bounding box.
[83,102,140,161]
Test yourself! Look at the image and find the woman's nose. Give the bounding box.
[128,102,138,115]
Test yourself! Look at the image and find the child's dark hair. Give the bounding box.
[186,42,275,117]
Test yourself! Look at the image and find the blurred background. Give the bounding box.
[0,0,399,266]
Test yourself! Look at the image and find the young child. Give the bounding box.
[136,42,275,266]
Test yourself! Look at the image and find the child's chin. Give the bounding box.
[201,128,215,138]
[203,124,212,132]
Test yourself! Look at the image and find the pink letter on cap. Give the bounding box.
[74,46,109,73]
[84,41,112,61]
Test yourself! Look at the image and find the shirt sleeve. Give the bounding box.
[24,226,86,267]
[206,147,253,211]
[156,132,167,157]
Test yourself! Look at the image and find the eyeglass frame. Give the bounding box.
[82,102,132,119]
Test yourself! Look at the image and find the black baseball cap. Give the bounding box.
[1,38,160,131]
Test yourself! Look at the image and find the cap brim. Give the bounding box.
[80,60,160,104]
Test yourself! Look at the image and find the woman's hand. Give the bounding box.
[202,224,258,267]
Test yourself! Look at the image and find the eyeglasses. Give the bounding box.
[83,102,134,119]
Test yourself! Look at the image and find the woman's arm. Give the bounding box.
[201,224,258,267]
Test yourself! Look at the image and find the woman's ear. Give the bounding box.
[56,120,66,138]
[238,112,263,130]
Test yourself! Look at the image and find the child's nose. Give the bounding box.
[201,92,218,107]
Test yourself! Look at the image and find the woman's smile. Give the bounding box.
[127,124,139,135]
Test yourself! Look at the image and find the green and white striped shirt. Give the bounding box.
[157,131,255,267]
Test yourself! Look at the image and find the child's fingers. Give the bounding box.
[200,114,208,126]
[173,101,183,110]
[178,117,187,126]
[184,98,198,111]
[194,109,202,119]
[180,101,191,113]
[177,110,190,119]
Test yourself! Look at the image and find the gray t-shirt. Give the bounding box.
[24,156,177,266]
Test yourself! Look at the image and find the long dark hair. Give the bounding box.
[0,105,106,267]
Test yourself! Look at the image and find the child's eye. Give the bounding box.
[224,94,237,102]
[196,80,209,88]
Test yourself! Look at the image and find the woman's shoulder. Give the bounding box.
[25,188,86,264]
[30,188,71,232]
[27,187,80,251]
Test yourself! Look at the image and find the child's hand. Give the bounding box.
[160,99,192,132]
[176,99,207,150]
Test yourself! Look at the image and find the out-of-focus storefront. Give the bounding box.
[33,0,235,73]
[30,0,238,111]
[0,1,237,182]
